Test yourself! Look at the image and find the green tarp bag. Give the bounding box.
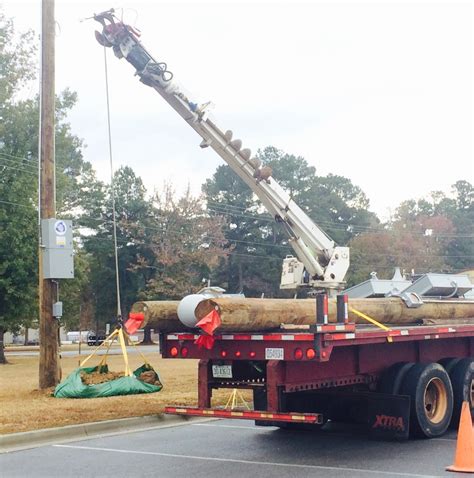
[54,364,162,398]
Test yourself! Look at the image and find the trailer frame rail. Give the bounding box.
[165,406,324,424]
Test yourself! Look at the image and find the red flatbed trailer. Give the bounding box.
[88,9,474,438]
[162,321,474,438]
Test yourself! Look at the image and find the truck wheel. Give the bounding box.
[400,362,453,438]
[449,358,474,427]
[438,357,461,374]
[378,362,415,395]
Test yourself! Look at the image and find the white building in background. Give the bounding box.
[4,327,68,345]
[4,327,159,345]
[66,331,90,343]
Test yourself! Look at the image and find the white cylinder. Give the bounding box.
[177,294,206,328]
[177,289,245,328]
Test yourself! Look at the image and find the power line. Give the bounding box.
[74,233,282,261]
[209,202,474,237]
[9,199,470,251]
[2,204,472,261]
[354,251,474,259]
[75,215,290,250]
[0,155,39,171]
[0,150,38,163]
[0,162,38,176]
[73,217,474,259]
[206,200,474,237]
[0,199,36,209]
[3,196,473,241]
[206,200,260,213]
[207,205,474,238]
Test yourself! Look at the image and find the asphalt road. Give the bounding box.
[0,419,463,478]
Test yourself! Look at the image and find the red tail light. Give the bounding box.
[249,351,256,358]
[220,350,227,358]
[294,348,303,360]
[235,350,241,357]
[170,346,178,357]
[306,348,316,360]
[181,347,188,358]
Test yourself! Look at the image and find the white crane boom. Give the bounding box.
[93,10,349,291]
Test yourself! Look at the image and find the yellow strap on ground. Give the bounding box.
[225,388,251,410]
[126,332,152,368]
[349,307,393,343]
[118,328,132,376]
[80,328,120,367]
[98,334,115,368]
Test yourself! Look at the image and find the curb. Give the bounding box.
[0,414,212,454]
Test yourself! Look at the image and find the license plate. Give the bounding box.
[265,348,284,360]
[212,365,232,378]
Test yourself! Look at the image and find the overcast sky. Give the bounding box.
[3,0,473,220]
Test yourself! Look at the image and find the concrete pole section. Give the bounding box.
[39,0,61,389]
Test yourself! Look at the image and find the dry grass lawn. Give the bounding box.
[0,350,245,435]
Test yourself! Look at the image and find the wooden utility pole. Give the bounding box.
[39,0,60,389]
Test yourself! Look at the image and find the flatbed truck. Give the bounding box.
[161,311,474,438]
[92,9,474,439]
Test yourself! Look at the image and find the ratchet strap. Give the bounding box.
[349,307,393,343]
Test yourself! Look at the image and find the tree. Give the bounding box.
[81,166,154,329]
[348,225,452,287]
[0,12,93,361]
[58,249,93,331]
[139,184,228,299]
[348,181,473,286]
[0,171,38,363]
[203,146,378,296]
[202,161,281,296]
[445,181,474,271]
[0,11,37,363]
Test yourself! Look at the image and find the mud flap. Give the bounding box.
[368,393,410,440]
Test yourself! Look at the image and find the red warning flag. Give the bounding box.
[125,312,145,335]
[195,309,221,336]
[195,335,215,350]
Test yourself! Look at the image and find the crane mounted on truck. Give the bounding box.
[93,9,349,294]
[92,10,474,440]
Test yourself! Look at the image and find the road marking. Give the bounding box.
[53,444,442,477]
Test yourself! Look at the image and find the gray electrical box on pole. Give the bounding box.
[41,218,74,279]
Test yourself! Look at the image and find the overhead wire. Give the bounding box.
[0,199,36,209]
[2,193,473,242]
[0,162,39,176]
[206,200,474,236]
[0,150,38,162]
[1,201,472,262]
[2,195,472,255]
[206,204,474,238]
[70,216,474,259]
[0,155,38,169]
[103,45,123,321]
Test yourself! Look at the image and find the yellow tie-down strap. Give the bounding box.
[80,328,120,368]
[349,307,393,343]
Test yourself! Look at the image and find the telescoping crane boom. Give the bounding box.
[93,10,349,292]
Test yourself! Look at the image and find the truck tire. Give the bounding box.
[448,358,474,427]
[378,362,415,395]
[438,357,461,374]
[400,362,453,438]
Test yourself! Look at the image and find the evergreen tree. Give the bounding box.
[203,146,378,296]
